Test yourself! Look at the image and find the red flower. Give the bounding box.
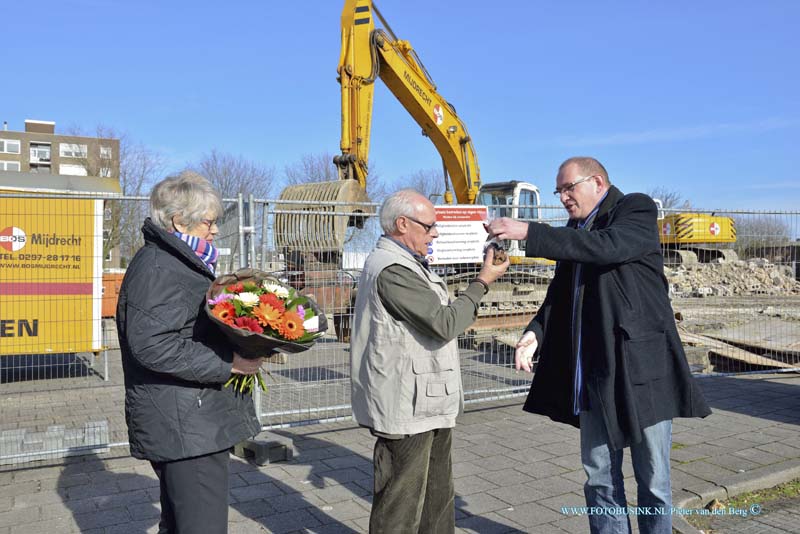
[210,302,235,325]
[233,316,264,334]
[259,292,286,314]
[226,282,245,293]
[278,311,305,340]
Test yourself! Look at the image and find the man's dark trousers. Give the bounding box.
[370,427,454,533]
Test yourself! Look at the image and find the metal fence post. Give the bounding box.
[237,193,248,269]
[248,194,257,270]
[260,200,269,271]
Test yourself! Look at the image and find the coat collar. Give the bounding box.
[141,218,216,279]
[569,185,624,229]
[596,185,624,220]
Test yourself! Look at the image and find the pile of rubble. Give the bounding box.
[666,258,800,297]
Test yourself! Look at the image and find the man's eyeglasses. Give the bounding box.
[553,175,596,197]
[405,216,437,233]
[200,218,218,230]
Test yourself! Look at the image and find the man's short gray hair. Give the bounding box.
[149,171,223,231]
[379,188,425,234]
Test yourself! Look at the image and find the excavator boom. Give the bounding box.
[336,0,481,204]
[278,0,483,256]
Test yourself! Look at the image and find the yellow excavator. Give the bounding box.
[653,200,738,265]
[275,0,546,340]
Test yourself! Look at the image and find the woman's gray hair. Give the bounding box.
[379,188,424,234]
[149,171,223,231]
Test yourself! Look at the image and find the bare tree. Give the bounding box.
[116,139,163,265]
[188,149,276,200]
[183,150,277,272]
[282,152,339,187]
[282,151,388,201]
[390,168,446,203]
[735,214,792,257]
[65,125,163,266]
[647,186,692,210]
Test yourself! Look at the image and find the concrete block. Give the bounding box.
[693,286,713,297]
[83,421,109,446]
[233,432,293,465]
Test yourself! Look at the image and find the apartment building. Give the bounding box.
[0,119,120,179]
[0,119,122,267]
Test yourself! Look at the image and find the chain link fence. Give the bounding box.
[1,192,798,462]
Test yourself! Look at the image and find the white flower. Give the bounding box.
[262,281,289,299]
[303,315,319,333]
[235,292,260,307]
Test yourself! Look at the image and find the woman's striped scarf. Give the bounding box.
[173,231,219,274]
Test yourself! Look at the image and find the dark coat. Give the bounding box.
[116,218,260,462]
[523,186,711,449]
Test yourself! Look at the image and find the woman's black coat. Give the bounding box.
[523,187,711,449]
[116,219,260,462]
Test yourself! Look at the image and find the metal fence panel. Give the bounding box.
[1,193,798,463]
[660,208,800,375]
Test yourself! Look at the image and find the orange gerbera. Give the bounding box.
[252,301,284,330]
[259,292,286,314]
[278,311,305,340]
[211,302,235,325]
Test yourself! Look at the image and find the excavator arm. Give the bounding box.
[277,0,482,256]
[336,0,481,204]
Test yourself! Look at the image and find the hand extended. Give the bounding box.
[515,331,538,373]
[231,352,264,375]
[477,245,510,284]
[485,217,529,242]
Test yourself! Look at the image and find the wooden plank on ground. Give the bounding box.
[678,327,795,369]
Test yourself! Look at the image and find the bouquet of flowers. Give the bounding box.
[206,268,327,393]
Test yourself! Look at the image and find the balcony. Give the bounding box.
[30,149,51,163]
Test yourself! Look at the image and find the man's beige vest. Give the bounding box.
[350,237,463,435]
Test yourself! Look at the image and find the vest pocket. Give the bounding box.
[412,358,460,417]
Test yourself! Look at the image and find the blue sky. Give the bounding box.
[5,0,799,210]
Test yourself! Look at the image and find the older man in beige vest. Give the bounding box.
[351,189,509,533]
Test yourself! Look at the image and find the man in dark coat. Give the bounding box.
[486,157,711,534]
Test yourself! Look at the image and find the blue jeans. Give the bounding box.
[580,410,672,534]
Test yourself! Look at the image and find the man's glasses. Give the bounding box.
[405,216,437,233]
[553,175,596,197]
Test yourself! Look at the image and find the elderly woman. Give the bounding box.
[116,171,262,534]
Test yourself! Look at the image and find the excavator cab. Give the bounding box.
[476,181,548,264]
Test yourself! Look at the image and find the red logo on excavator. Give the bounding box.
[709,222,720,236]
[433,104,444,126]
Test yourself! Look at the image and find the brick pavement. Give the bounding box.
[0,373,798,533]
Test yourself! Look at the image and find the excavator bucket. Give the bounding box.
[275,179,373,253]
